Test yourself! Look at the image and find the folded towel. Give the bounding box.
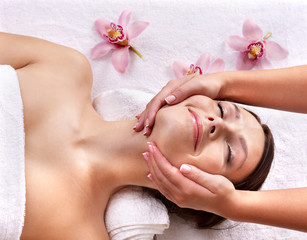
[105,186,169,240]
[93,89,170,240]
[93,88,154,121]
[0,65,25,240]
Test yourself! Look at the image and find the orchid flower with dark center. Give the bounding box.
[187,64,203,75]
[172,53,225,78]
[227,19,288,70]
[91,9,149,73]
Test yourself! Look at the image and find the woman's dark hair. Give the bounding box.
[145,109,274,229]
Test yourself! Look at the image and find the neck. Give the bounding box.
[79,108,156,195]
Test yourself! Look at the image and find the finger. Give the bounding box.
[146,97,167,129]
[135,113,141,119]
[180,164,233,194]
[146,143,182,198]
[134,111,146,132]
[147,173,174,202]
[140,77,189,129]
[149,142,215,195]
[165,75,205,105]
[143,151,168,194]
[148,145,216,209]
[149,142,194,192]
[143,125,152,136]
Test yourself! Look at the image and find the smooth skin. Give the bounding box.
[135,65,307,232]
[0,32,158,240]
[1,32,267,239]
[0,32,110,240]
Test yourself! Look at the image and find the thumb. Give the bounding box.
[165,75,204,105]
[180,164,234,194]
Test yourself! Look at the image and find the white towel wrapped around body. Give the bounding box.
[0,65,25,240]
[93,89,170,240]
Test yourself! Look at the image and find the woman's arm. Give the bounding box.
[222,65,307,113]
[145,143,307,232]
[0,32,77,68]
[234,188,307,231]
[0,32,92,80]
[0,32,93,122]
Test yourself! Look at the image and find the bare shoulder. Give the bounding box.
[16,48,93,127]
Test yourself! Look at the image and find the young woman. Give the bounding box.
[136,64,307,232]
[0,32,273,240]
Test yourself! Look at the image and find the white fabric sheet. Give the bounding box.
[0,65,25,240]
[1,0,307,239]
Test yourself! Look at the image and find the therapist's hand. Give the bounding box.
[144,142,239,218]
[134,72,226,136]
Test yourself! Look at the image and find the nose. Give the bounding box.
[207,116,225,139]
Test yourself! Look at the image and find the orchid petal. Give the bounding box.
[242,19,263,40]
[172,60,189,78]
[227,35,251,51]
[195,53,211,71]
[90,41,116,59]
[236,52,256,70]
[118,9,132,28]
[112,46,130,73]
[265,40,289,60]
[127,21,149,39]
[95,18,111,38]
[258,57,272,69]
[208,59,225,73]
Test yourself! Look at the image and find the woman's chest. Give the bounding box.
[21,148,110,240]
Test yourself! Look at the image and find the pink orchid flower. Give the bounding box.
[227,19,288,70]
[172,53,225,78]
[91,9,149,73]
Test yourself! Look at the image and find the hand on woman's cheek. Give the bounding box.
[145,142,239,219]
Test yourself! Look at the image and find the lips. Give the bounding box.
[188,109,203,150]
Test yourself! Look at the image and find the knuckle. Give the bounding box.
[167,79,176,85]
[175,196,186,207]
[190,169,201,182]
[181,188,192,199]
[165,167,180,180]
[174,87,184,96]
[213,178,226,194]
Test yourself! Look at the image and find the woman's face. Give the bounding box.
[149,95,265,183]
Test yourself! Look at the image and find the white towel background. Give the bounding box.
[0,65,25,240]
[1,0,307,239]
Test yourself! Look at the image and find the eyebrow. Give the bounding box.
[229,102,248,170]
[234,104,248,170]
[238,136,248,169]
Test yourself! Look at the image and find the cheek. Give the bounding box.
[149,110,192,168]
[194,144,224,174]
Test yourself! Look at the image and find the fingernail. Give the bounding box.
[144,119,149,128]
[147,142,153,152]
[142,152,150,162]
[165,95,176,104]
[180,164,191,174]
[147,173,152,180]
[143,128,147,136]
[133,121,140,129]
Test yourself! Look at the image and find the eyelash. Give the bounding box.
[227,144,232,164]
[218,102,232,164]
[218,102,224,118]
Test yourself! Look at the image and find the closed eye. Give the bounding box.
[218,102,224,118]
[227,144,232,165]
